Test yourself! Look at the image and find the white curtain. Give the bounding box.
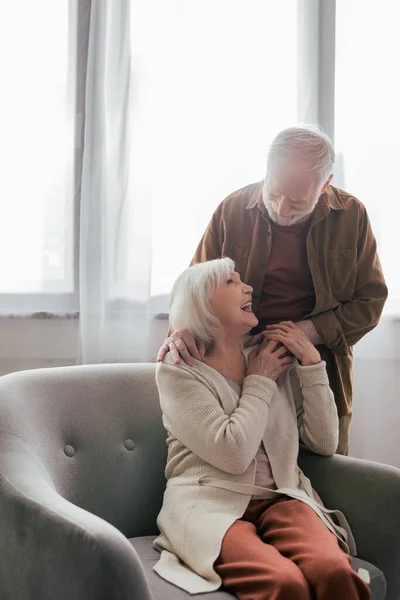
[334,0,400,314]
[78,0,143,363]
[78,0,308,364]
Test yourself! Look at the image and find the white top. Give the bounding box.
[224,375,276,497]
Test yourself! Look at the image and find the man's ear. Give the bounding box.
[320,174,333,194]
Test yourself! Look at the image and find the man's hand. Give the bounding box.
[157,329,205,366]
[246,318,323,349]
[290,319,323,346]
[265,321,321,366]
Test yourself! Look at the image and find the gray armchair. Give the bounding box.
[0,364,398,600]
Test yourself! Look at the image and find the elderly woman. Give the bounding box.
[154,258,371,600]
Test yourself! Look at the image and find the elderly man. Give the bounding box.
[158,125,387,454]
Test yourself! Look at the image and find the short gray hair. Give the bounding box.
[266,124,335,185]
[169,257,235,344]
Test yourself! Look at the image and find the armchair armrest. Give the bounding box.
[0,435,154,600]
[299,444,400,600]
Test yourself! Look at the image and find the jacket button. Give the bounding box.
[124,439,135,451]
[260,262,267,269]
[340,251,346,257]
[64,445,75,457]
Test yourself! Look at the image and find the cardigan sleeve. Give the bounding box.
[156,362,277,475]
[294,362,339,456]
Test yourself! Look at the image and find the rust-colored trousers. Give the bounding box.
[214,497,371,600]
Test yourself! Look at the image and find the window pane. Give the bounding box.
[128,0,298,299]
[335,0,400,304]
[0,1,74,293]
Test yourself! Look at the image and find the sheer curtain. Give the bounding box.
[79,0,310,364]
[335,0,400,314]
[78,0,137,363]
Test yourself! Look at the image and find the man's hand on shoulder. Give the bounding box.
[157,329,205,366]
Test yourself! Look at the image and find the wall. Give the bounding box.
[0,316,399,468]
[0,318,79,376]
[350,317,400,468]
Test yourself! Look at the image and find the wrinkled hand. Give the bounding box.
[247,319,322,348]
[157,329,205,366]
[247,338,294,382]
[265,321,321,366]
[292,319,323,346]
[245,331,267,347]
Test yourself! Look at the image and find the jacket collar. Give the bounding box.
[246,181,345,212]
[245,181,265,210]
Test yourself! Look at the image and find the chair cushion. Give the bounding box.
[130,536,386,600]
[130,536,235,599]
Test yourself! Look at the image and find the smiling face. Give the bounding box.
[263,159,332,226]
[209,270,259,335]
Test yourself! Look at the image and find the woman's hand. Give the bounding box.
[247,339,294,381]
[265,321,321,367]
[157,329,205,366]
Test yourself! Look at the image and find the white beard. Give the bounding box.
[263,199,317,226]
[262,183,318,227]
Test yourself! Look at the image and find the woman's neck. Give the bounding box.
[208,331,243,359]
[204,332,246,384]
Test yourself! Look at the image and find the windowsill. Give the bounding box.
[0,291,398,322]
[0,306,399,364]
[0,312,79,319]
[0,293,171,320]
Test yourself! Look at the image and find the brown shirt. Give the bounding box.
[189,181,388,451]
[258,218,315,328]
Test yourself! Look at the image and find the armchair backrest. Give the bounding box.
[0,364,167,537]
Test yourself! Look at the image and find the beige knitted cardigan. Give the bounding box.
[154,349,356,595]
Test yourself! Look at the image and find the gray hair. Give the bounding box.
[266,124,335,186]
[169,257,235,344]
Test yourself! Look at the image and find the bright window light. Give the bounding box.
[335,0,400,307]
[128,0,299,298]
[0,1,74,294]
